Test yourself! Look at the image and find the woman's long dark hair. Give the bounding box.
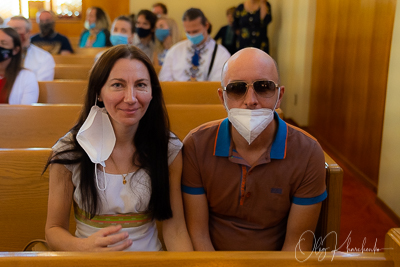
[0,27,22,103]
[46,45,172,220]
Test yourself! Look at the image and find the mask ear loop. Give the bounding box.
[273,87,281,111]
[94,164,107,191]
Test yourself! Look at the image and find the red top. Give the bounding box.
[0,77,7,103]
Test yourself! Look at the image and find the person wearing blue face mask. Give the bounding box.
[133,10,157,60]
[110,16,135,46]
[79,7,112,48]
[159,8,231,82]
[153,16,180,68]
[95,16,135,62]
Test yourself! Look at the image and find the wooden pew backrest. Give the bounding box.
[74,47,107,56]
[54,64,92,80]
[161,81,221,104]
[0,104,82,148]
[38,81,87,104]
[53,55,95,65]
[0,149,76,251]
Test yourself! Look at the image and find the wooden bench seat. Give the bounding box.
[0,149,76,252]
[0,228,398,266]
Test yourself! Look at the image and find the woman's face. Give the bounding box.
[99,58,153,131]
[112,20,133,42]
[87,8,97,25]
[155,18,168,30]
[0,30,19,64]
[136,15,151,30]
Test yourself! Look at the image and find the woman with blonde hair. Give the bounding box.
[79,6,112,48]
[153,16,180,67]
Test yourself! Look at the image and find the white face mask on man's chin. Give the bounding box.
[225,87,280,145]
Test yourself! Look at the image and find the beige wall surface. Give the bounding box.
[378,1,400,217]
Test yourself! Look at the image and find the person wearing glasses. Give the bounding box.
[181,47,326,251]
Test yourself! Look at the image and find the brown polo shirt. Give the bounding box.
[182,113,327,251]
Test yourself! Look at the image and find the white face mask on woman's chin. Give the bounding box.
[77,105,116,167]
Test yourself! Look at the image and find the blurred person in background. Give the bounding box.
[31,10,73,55]
[153,15,180,68]
[7,16,55,81]
[233,0,272,53]
[133,10,157,60]
[214,7,237,55]
[152,3,168,17]
[0,27,38,104]
[79,6,112,48]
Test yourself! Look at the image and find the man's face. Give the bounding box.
[152,6,164,17]
[39,12,55,36]
[7,19,30,48]
[183,17,208,38]
[219,50,283,111]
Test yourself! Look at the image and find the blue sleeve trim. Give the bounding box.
[292,190,327,205]
[181,184,205,195]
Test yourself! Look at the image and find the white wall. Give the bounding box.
[377,1,400,218]
[273,0,316,126]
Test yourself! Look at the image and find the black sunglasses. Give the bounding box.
[223,80,279,100]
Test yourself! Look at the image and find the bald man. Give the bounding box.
[31,10,73,55]
[182,48,326,251]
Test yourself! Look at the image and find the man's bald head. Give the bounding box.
[221,48,280,87]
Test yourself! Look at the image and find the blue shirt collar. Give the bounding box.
[213,111,287,159]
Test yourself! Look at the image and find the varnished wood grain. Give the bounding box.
[308,0,396,189]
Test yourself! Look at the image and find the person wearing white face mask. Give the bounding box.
[182,48,327,251]
[44,45,193,252]
[158,8,230,81]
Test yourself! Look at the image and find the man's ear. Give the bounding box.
[217,88,225,105]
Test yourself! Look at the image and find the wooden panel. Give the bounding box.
[53,55,95,65]
[0,149,76,251]
[54,64,93,80]
[0,104,82,148]
[0,249,396,266]
[38,81,87,104]
[308,0,396,190]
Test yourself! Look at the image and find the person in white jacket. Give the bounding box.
[7,16,55,81]
[158,8,230,82]
[0,27,38,104]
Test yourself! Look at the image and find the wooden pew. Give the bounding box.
[0,149,76,252]
[37,81,283,117]
[0,228,398,266]
[0,104,82,149]
[53,55,95,65]
[38,81,87,104]
[74,47,107,56]
[0,103,341,253]
[54,64,92,80]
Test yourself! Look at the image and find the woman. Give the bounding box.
[79,7,112,48]
[94,15,135,61]
[233,0,272,53]
[45,45,193,251]
[153,16,180,68]
[133,10,157,60]
[0,27,38,104]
